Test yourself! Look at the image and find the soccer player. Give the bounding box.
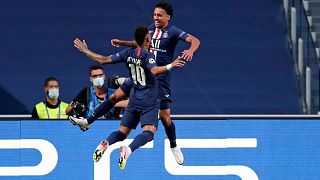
[71,1,200,165]
[71,26,185,170]
[111,1,200,165]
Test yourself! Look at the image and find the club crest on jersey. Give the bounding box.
[163,32,168,38]
[149,58,156,64]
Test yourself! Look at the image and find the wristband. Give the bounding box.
[166,63,173,71]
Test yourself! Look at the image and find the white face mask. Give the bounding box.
[93,77,104,88]
[48,88,59,100]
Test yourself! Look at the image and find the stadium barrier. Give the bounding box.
[0,116,319,179]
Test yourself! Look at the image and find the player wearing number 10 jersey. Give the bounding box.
[110,2,200,165]
[70,1,200,166]
[71,26,185,169]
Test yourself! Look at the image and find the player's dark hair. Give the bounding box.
[44,77,59,87]
[155,1,173,17]
[89,65,104,74]
[135,26,149,46]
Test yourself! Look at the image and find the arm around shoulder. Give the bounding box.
[111,39,137,48]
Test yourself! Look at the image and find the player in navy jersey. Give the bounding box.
[70,1,200,165]
[111,1,200,165]
[70,26,185,169]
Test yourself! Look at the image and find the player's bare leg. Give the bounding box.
[160,108,184,165]
[119,125,156,170]
[93,125,131,162]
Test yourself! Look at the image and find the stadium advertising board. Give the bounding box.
[0,119,319,179]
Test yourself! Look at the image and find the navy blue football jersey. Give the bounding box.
[111,47,158,107]
[149,24,189,66]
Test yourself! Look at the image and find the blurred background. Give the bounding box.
[1,0,318,115]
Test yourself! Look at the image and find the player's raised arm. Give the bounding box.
[111,39,137,48]
[181,34,200,61]
[151,57,185,76]
[74,38,112,64]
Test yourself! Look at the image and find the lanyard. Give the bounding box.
[93,95,106,108]
[45,101,61,119]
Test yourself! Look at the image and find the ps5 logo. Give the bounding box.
[0,138,258,179]
[95,138,258,180]
[0,139,58,176]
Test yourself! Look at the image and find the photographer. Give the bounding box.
[66,65,128,119]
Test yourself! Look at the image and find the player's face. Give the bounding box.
[153,7,170,28]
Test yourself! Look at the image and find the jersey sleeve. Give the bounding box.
[145,54,157,71]
[172,26,189,41]
[111,48,129,63]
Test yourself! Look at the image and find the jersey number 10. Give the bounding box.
[129,64,146,86]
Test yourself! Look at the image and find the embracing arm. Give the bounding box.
[74,38,112,64]
[150,57,186,76]
[111,39,137,48]
[181,34,201,61]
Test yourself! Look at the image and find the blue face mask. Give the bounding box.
[48,88,59,100]
[93,77,105,88]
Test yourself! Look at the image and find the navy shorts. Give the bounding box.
[158,78,172,110]
[120,104,159,129]
[119,78,133,97]
[120,77,172,110]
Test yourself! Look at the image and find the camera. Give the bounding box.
[70,101,88,118]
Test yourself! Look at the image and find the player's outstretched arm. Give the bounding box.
[111,39,137,48]
[151,57,185,75]
[74,38,112,64]
[181,34,201,61]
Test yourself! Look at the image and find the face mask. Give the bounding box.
[93,77,104,88]
[48,88,59,100]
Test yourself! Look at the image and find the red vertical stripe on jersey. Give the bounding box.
[136,47,141,57]
[151,28,161,55]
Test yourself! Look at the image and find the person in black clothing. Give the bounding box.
[65,65,128,119]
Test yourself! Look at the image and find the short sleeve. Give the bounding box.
[172,26,188,41]
[145,54,157,71]
[111,48,129,63]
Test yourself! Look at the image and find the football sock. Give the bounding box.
[163,122,177,148]
[129,130,154,152]
[87,99,116,124]
[106,130,126,145]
